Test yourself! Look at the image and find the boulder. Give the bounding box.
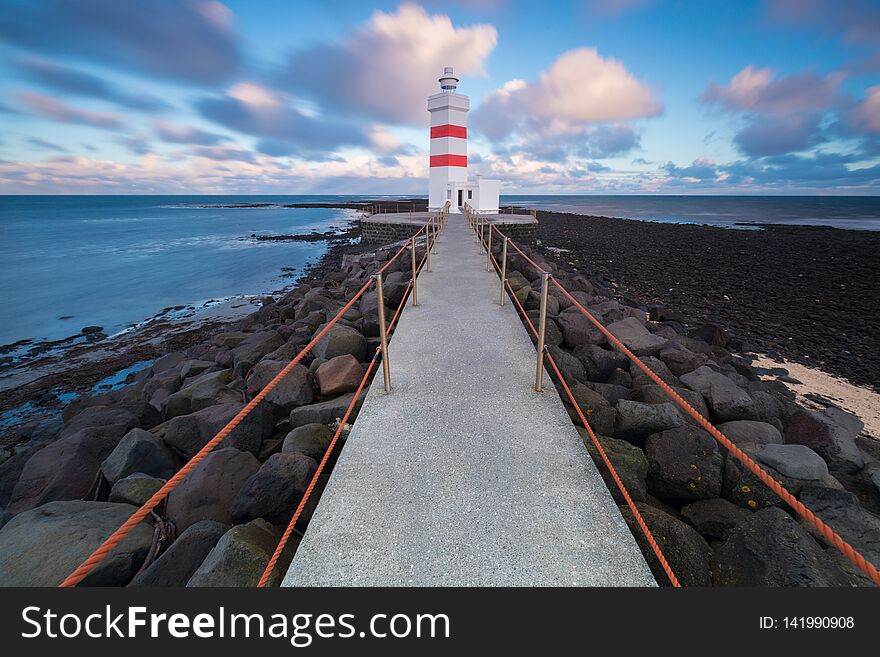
[230,453,318,525]
[658,345,708,377]
[680,366,757,422]
[680,498,751,539]
[214,331,248,348]
[798,486,880,569]
[109,473,163,506]
[59,405,140,440]
[245,360,313,417]
[645,425,724,504]
[0,501,153,586]
[606,317,667,356]
[619,503,713,586]
[282,424,335,461]
[314,355,364,397]
[101,428,177,484]
[613,400,683,445]
[164,369,237,419]
[716,420,783,451]
[556,312,605,348]
[582,381,631,406]
[757,444,828,481]
[187,519,282,587]
[547,345,586,384]
[565,383,615,435]
[629,356,680,389]
[290,391,367,428]
[572,344,628,382]
[784,409,864,475]
[631,384,710,422]
[130,520,229,587]
[162,403,271,459]
[311,324,368,362]
[688,323,728,347]
[165,448,260,533]
[579,430,649,502]
[713,507,851,586]
[231,331,284,372]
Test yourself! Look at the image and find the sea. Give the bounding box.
[1,194,878,355]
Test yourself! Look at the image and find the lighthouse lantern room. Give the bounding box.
[427,67,500,214]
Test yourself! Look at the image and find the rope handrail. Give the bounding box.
[488,223,880,586]
[258,277,416,586]
[502,275,680,586]
[59,220,436,588]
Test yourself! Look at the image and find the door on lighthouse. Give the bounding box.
[457,189,463,209]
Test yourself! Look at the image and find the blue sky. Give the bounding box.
[0,0,878,194]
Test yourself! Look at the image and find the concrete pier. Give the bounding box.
[283,215,655,587]
[362,210,536,244]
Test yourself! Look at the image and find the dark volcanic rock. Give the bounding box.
[783,409,864,475]
[619,503,713,586]
[713,507,851,586]
[680,498,751,540]
[798,486,880,569]
[102,427,177,484]
[613,400,683,444]
[231,453,318,526]
[130,520,229,587]
[289,391,367,428]
[0,500,153,586]
[645,425,724,504]
[245,360,313,417]
[187,519,283,587]
[680,366,757,422]
[579,430,649,502]
[109,473,163,506]
[282,423,334,461]
[314,355,364,397]
[161,403,271,458]
[311,324,368,362]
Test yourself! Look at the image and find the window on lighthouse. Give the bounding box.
[468,190,473,199]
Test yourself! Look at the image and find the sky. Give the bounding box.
[0,0,879,195]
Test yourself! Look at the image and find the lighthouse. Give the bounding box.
[428,67,499,214]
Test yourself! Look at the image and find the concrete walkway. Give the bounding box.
[283,214,655,586]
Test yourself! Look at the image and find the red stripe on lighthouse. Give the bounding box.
[430,154,467,167]
[430,124,467,139]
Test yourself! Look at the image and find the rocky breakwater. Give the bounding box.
[492,238,880,587]
[0,239,419,586]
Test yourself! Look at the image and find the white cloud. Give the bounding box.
[281,2,497,124]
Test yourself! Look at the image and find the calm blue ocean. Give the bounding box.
[1,194,878,351]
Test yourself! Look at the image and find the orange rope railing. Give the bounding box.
[59,220,436,588]
[487,221,880,587]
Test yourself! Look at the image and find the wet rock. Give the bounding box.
[680,498,751,540]
[798,486,880,569]
[717,420,783,451]
[579,430,648,502]
[613,400,683,445]
[646,425,724,504]
[713,507,851,586]
[130,520,229,586]
[757,444,828,481]
[282,423,334,461]
[784,409,865,475]
[290,391,367,428]
[314,355,364,397]
[230,453,318,525]
[680,366,757,422]
[245,360,313,417]
[0,501,153,586]
[102,428,177,484]
[619,503,713,586]
[187,519,283,587]
[166,448,260,533]
[556,312,605,348]
[109,473,163,506]
[162,403,271,459]
[606,317,667,356]
[311,324,368,362]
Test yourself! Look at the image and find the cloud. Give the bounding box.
[153,120,227,145]
[115,135,151,155]
[26,137,66,152]
[734,113,825,157]
[15,57,170,111]
[0,0,239,84]
[279,3,497,124]
[191,145,256,163]
[766,0,880,45]
[17,92,125,128]
[700,65,845,114]
[587,0,655,17]
[842,86,880,135]
[196,82,369,156]
[475,48,660,138]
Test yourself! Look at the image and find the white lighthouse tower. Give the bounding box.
[428,67,499,214]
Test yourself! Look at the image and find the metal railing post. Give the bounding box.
[500,236,508,306]
[486,223,493,271]
[535,272,551,392]
[411,236,418,306]
[426,222,432,272]
[374,273,391,392]
[479,217,485,252]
